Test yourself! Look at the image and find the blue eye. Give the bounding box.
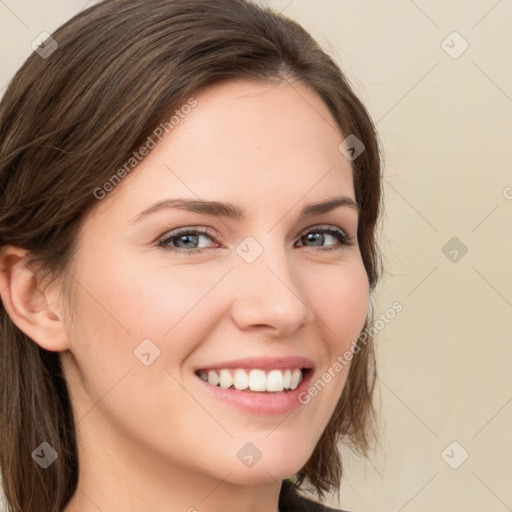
[158,228,216,253]
[158,226,352,254]
[296,227,351,251]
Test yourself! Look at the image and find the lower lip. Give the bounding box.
[195,370,314,415]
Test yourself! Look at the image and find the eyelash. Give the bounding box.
[157,225,353,254]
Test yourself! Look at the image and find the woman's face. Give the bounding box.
[61,78,369,488]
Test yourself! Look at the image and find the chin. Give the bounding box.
[222,462,304,486]
[215,444,313,486]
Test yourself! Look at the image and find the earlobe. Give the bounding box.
[0,246,70,352]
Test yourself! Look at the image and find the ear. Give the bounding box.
[0,245,70,351]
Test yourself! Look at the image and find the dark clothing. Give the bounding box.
[278,480,350,512]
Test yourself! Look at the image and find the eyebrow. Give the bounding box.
[131,195,360,223]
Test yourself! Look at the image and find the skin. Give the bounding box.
[0,78,369,512]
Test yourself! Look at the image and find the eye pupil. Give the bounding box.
[305,232,323,246]
[178,234,198,248]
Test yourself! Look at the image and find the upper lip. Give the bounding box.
[194,356,315,371]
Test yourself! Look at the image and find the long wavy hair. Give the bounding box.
[0,1,383,510]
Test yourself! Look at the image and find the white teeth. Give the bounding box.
[290,368,302,390]
[219,369,233,389]
[248,369,267,391]
[207,370,219,386]
[283,369,291,389]
[198,367,305,393]
[267,370,284,392]
[233,369,249,390]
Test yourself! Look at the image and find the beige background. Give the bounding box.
[1,1,511,511]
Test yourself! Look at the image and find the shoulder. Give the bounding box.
[279,480,354,512]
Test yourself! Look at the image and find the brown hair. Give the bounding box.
[0,0,382,510]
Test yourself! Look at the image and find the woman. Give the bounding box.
[0,1,382,511]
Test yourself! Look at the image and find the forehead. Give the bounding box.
[95,78,355,219]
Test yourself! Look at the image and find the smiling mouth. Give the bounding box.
[195,367,310,393]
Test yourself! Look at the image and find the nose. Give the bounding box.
[228,239,313,337]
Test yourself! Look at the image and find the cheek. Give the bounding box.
[63,258,230,445]
[289,259,369,426]
[307,258,370,351]
[76,249,228,337]
[65,257,231,389]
